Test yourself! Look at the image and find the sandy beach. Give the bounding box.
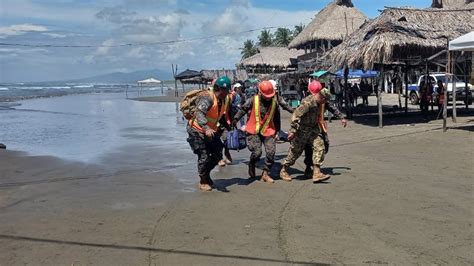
[1,106,473,265]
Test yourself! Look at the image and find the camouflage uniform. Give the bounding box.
[282,95,345,168]
[186,92,228,185]
[234,95,293,172]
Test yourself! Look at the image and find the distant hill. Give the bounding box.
[62,69,173,84]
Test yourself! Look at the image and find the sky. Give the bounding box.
[0,0,433,82]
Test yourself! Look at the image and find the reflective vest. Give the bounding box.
[190,91,229,133]
[318,104,328,133]
[246,95,277,137]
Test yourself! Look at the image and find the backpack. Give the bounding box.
[180,89,207,120]
[226,129,247,151]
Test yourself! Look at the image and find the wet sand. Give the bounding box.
[1,111,473,265]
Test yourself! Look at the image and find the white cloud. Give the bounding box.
[0,24,48,38]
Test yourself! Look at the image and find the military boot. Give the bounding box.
[280,166,293,182]
[248,161,256,179]
[261,170,275,183]
[312,166,330,183]
[304,166,313,179]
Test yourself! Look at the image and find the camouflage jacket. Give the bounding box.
[289,94,345,134]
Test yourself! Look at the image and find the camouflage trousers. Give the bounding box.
[247,134,275,172]
[282,129,326,167]
[187,126,223,184]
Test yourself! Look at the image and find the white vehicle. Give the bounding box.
[407,73,473,105]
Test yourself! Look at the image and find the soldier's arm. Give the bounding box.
[277,95,294,113]
[326,100,346,120]
[289,97,315,133]
[194,94,213,131]
[233,97,253,122]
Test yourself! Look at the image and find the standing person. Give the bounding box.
[419,80,429,114]
[436,80,445,111]
[280,81,348,183]
[186,76,231,191]
[233,81,292,183]
[218,87,237,167]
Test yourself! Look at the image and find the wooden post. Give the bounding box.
[465,55,469,109]
[172,64,179,97]
[444,51,451,132]
[452,53,457,123]
[343,66,351,119]
[404,63,409,115]
[378,65,384,128]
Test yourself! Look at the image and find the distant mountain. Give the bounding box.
[63,69,173,84]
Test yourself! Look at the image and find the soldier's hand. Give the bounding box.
[341,118,348,128]
[288,132,295,141]
[205,128,216,138]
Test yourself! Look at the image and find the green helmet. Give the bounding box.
[215,76,231,90]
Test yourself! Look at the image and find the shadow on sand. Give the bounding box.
[0,234,326,265]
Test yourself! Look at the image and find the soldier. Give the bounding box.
[233,81,293,183]
[186,76,231,191]
[280,80,348,183]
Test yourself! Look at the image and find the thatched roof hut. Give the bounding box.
[200,69,248,83]
[178,69,248,84]
[239,47,304,72]
[328,7,474,70]
[431,0,474,9]
[288,0,367,50]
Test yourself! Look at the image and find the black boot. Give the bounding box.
[248,161,256,179]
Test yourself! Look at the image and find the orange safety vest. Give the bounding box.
[190,91,229,133]
[318,104,328,133]
[245,95,277,137]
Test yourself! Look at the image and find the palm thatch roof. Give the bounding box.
[200,69,248,82]
[239,47,304,68]
[432,0,474,9]
[327,7,474,70]
[178,69,248,84]
[288,0,368,49]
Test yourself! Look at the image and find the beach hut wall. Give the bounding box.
[327,7,474,71]
[239,47,304,69]
[288,0,368,50]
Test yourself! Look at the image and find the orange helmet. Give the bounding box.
[258,81,275,98]
[308,80,322,95]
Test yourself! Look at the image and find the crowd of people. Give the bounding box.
[183,76,348,191]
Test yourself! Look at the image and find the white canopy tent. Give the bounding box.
[443,31,474,131]
[137,78,162,85]
[449,31,474,52]
[134,77,164,97]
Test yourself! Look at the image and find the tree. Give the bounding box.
[274,28,293,47]
[241,39,258,59]
[293,24,305,38]
[258,29,273,47]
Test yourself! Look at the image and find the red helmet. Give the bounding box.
[258,81,275,98]
[308,80,322,95]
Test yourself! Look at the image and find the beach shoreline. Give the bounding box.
[1,110,473,264]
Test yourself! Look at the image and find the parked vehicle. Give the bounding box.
[406,73,473,105]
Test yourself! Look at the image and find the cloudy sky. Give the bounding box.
[0,0,432,82]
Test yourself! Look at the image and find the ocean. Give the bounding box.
[0,85,195,169]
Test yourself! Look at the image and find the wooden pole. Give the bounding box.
[452,54,457,123]
[443,51,450,132]
[173,64,178,97]
[343,66,351,119]
[378,65,384,128]
[465,55,469,109]
[405,63,409,115]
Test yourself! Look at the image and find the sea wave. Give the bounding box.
[73,85,94,88]
[0,87,9,91]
